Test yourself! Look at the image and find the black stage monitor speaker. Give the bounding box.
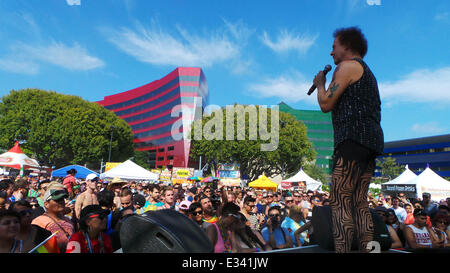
[120,209,213,253]
[311,206,392,251]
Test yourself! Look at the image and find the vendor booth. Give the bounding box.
[382,165,450,201]
[100,160,159,181]
[249,174,278,192]
[51,165,99,179]
[281,167,322,191]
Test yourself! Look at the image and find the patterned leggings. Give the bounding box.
[329,140,376,253]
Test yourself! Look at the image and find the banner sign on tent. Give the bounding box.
[221,178,241,187]
[382,184,417,194]
[172,167,193,184]
[217,163,240,179]
[159,169,172,182]
[419,186,450,202]
[151,169,161,175]
[105,162,121,172]
[281,181,306,190]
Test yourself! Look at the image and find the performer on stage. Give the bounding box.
[313,27,384,253]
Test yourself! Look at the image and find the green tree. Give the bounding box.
[189,105,315,181]
[376,157,403,181]
[133,150,151,170]
[302,164,328,184]
[0,89,134,169]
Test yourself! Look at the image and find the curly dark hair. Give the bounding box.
[333,26,368,58]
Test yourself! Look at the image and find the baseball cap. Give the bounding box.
[86,173,99,181]
[80,205,109,221]
[179,200,192,211]
[386,208,396,216]
[43,189,68,202]
[133,194,146,207]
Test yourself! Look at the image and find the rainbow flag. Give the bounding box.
[29,232,60,253]
[203,215,218,224]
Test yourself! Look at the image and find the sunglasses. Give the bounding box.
[269,214,280,217]
[436,221,448,225]
[293,195,300,198]
[267,195,274,198]
[191,211,202,216]
[285,200,294,203]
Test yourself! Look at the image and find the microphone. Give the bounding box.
[307,64,332,95]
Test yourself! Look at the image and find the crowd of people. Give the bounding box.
[0,168,449,253]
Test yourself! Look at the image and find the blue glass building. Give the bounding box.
[379,134,450,178]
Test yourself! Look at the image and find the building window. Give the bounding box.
[167,156,174,160]
[149,150,156,161]
[158,148,165,152]
[167,165,173,169]
[168,146,175,151]
[157,165,163,169]
[157,157,165,161]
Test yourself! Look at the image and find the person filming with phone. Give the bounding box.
[261,205,293,250]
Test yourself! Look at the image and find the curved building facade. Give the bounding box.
[98,67,208,169]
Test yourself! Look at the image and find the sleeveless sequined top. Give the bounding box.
[331,58,384,155]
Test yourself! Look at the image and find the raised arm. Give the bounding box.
[314,60,363,113]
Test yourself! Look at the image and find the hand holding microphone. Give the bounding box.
[307,64,332,95]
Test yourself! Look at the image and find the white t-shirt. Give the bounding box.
[393,206,407,223]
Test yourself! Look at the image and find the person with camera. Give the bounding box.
[261,205,293,250]
[241,196,265,231]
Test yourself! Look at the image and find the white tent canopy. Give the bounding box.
[100,160,159,181]
[405,167,450,202]
[282,167,322,191]
[383,165,417,185]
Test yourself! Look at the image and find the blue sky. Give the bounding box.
[0,0,449,142]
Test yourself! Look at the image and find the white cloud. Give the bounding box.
[247,66,450,107]
[411,122,447,134]
[102,19,242,68]
[20,42,104,70]
[0,42,104,74]
[66,0,81,6]
[247,71,316,104]
[261,30,317,55]
[379,67,450,104]
[435,12,449,22]
[0,58,39,75]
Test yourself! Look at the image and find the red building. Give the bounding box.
[97,67,208,169]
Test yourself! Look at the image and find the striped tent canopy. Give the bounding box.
[0,141,40,170]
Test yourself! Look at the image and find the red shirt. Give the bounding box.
[63,174,76,193]
[66,232,113,253]
[404,213,432,228]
